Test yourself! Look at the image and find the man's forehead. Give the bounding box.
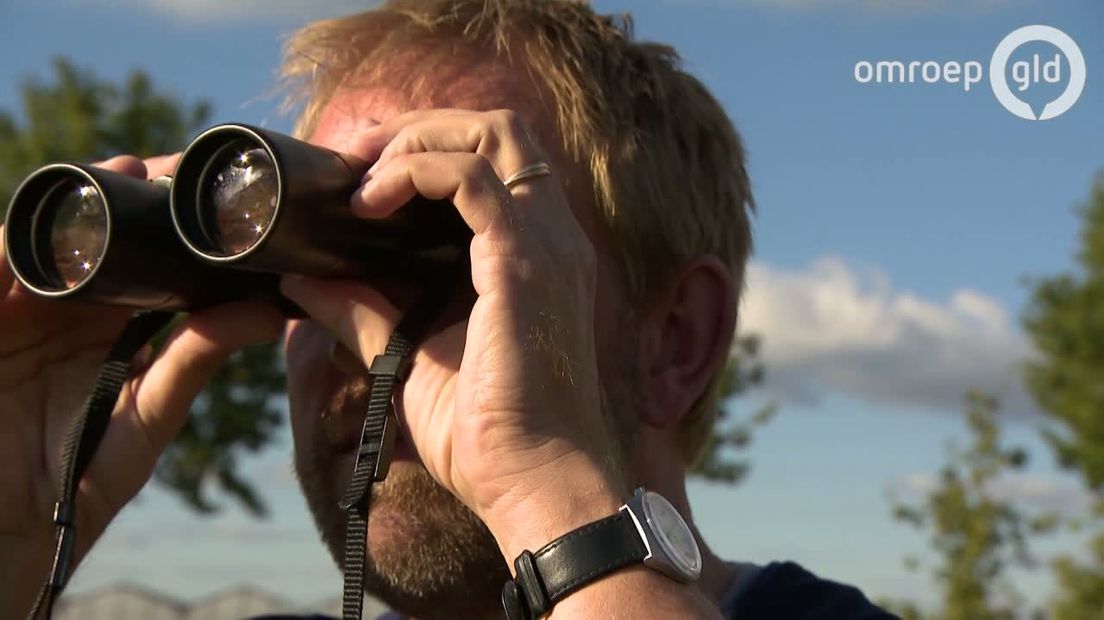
[308,88,401,151]
[307,63,552,153]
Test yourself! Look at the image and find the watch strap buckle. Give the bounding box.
[513,550,550,618]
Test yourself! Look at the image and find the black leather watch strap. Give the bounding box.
[501,511,647,619]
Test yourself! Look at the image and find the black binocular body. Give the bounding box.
[3,124,471,311]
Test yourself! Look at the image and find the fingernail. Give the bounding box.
[351,174,377,213]
[365,159,381,179]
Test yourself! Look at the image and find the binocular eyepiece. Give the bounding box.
[3,124,471,311]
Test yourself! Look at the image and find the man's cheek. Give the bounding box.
[285,322,330,396]
[284,321,335,449]
[285,320,324,368]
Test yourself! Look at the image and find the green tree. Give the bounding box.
[0,58,284,515]
[0,58,210,213]
[1023,172,1104,618]
[690,334,778,484]
[1049,529,1104,620]
[884,391,1054,620]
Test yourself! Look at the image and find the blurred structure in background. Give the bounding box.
[54,583,390,620]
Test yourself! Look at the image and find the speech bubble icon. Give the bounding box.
[990,25,1086,120]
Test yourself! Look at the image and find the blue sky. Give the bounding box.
[3,0,1102,614]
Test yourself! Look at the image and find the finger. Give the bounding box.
[360,109,544,183]
[352,151,517,236]
[344,108,474,168]
[143,153,181,179]
[121,301,284,452]
[92,155,147,179]
[81,302,282,512]
[280,275,401,366]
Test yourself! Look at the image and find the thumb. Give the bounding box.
[131,302,286,450]
[89,301,284,508]
[280,275,401,367]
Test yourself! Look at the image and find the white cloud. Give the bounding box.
[889,471,1093,514]
[67,0,370,23]
[741,257,1035,415]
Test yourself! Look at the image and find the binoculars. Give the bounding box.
[3,124,471,311]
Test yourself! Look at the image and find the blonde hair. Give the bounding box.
[281,0,754,466]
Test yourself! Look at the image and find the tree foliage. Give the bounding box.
[690,334,778,484]
[1023,172,1104,618]
[1024,173,1104,493]
[1049,527,1104,620]
[885,391,1054,620]
[0,58,284,515]
[0,57,210,215]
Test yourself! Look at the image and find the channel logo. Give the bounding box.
[854,25,1086,121]
[990,25,1086,120]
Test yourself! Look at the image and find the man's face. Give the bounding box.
[283,67,640,618]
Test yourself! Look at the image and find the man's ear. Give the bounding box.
[638,257,738,430]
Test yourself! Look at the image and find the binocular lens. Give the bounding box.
[197,139,279,256]
[33,180,108,290]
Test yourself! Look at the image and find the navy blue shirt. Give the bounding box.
[722,562,897,619]
[255,560,897,619]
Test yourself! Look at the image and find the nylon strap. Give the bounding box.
[340,265,466,620]
[22,265,463,620]
[28,310,175,620]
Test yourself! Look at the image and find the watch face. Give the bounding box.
[641,491,702,580]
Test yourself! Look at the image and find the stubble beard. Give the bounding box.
[293,327,640,619]
[294,375,508,620]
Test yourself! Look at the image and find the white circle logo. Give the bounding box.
[990,25,1086,120]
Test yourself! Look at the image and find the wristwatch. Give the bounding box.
[501,487,701,619]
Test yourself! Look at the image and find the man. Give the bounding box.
[0,1,894,618]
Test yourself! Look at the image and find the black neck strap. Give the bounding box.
[339,266,465,620]
[26,265,465,620]
[28,310,176,620]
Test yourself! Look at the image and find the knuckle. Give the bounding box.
[459,153,498,186]
[457,165,510,223]
[489,108,525,134]
[477,109,527,155]
[393,125,424,153]
[386,151,415,171]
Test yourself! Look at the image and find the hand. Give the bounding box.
[0,154,284,616]
[280,109,628,561]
